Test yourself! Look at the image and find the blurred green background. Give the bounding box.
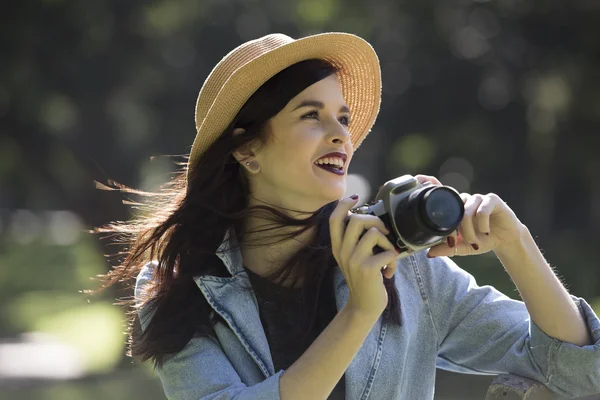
[1,0,599,399]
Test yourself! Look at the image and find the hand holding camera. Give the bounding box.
[347,174,465,258]
[330,173,526,317]
[416,174,525,258]
[329,194,402,318]
[330,174,465,317]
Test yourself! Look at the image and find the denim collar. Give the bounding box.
[215,228,245,276]
[195,228,389,399]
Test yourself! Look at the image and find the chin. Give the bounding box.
[323,187,346,203]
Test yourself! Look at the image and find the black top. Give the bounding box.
[244,266,345,399]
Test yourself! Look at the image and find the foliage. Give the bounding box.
[1,0,599,398]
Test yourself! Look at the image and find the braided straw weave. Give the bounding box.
[188,32,382,183]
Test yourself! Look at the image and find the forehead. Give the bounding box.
[288,74,346,107]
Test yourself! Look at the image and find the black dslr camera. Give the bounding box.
[348,175,464,259]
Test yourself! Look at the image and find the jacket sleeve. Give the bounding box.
[412,253,600,398]
[134,262,284,400]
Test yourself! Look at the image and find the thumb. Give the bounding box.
[426,242,455,258]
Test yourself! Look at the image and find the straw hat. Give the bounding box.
[187,32,382,183]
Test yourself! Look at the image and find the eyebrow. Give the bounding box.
[292,100,350,114]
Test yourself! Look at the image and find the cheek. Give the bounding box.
[286,151,312,174]
[266,126,321,175]
[266,148,310,177]
[279,137,317,169]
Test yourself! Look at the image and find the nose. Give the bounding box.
[327,122,351,146]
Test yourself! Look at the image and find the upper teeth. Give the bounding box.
[315,157,344,168]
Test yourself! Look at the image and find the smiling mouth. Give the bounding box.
[314,163,344,176]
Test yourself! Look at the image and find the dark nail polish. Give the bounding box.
[472,243,479,251]
[484,232,490,236]
[447,236,456,248]
[350,194,359,200]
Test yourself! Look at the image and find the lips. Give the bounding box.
[313,151,347,176]
[315,163,345,176]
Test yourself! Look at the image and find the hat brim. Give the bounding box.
[188,32,382,180]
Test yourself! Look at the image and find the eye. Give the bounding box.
[301,110,319,120]
[301,110,351,126]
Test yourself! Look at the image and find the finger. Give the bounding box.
[459,194,483,244]
[344,213,389,236]
[350,227,397,269]
[427,223,460,259]
[372,250,400,277]
[457,193,470,244]
[329,195,360,263]
[475,195,494,234]
[415,174,442,186]
[427,243,450,258]
[445,229,459,248]
[382,258,399,279]
[340,214,390,264]
[458,193,481,246]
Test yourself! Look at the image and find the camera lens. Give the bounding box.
[420,187,463,232]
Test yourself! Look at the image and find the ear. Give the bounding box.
[232,128,245,137]
[231,128,255,163]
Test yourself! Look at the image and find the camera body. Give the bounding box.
[349,175,464,259]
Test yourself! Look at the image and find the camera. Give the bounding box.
[348,175,464,259]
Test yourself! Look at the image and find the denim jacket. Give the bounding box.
[135,229,600,399]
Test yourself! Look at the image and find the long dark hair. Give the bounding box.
[94,58,401,368]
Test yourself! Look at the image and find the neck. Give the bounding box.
[240,199,318,287]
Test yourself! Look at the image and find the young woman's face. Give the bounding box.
[248,74,354,212]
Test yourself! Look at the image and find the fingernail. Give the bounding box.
[447,236,456,248]
[471,243,479,251]
[350,194,359,200]
[426,253,434,258]
[484,232,490,236]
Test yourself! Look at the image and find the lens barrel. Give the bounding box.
[419,187,464,233]
[392,184,464,247]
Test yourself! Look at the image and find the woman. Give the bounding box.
[97,33,600,399]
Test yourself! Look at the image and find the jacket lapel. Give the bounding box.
[195,229,275,378]
[195,273,275,378]
[196,229,387,399]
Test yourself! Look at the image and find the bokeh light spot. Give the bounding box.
[390,134,436,173]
